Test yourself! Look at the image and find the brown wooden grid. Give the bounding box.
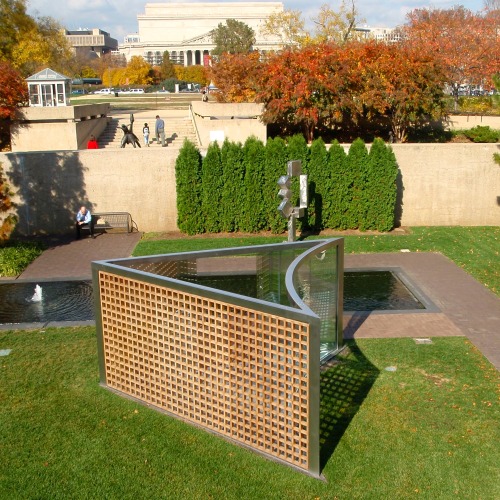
[98,271,313,470]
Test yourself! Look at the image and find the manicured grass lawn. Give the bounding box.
[1,328,498,499]
[135,226,500,296]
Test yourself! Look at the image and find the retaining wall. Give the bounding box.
[0,143,499,235]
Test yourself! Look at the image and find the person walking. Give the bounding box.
[155,115,166,147]
[143,123,150,147]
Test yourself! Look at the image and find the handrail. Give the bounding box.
[188,104,202,147]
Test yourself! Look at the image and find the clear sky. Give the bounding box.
[26,0,486,43]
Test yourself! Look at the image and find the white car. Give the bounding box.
[94,88,114,94]
[119,88,145,94]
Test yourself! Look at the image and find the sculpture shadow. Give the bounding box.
[319,340,379,471]
[5,151,91,239]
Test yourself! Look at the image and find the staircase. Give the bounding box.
[98,116,199,149]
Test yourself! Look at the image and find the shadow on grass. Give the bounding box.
[319,340,379,471]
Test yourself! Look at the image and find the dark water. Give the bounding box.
[0,281,93,324]
[344,271,425,311]
[0,271,423,324]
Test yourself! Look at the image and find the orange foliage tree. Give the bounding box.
[208,52,263,103]
[256,41,446,143]
[403,6,500,109]
[0,61,29,120]
[0,163,17,242]
[357,41,447,142]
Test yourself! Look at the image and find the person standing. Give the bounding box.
[87,135,98,149]
[75,206,94,239]
[155,115,166,147]
[143,123,150,147]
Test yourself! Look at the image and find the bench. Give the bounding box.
[92,212,135,233]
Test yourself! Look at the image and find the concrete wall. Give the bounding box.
[11,104,110,152]
[0,143,498,236]
[446,115,500,130]
[191,102,266,146]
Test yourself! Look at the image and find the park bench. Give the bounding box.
[92,212,136,233]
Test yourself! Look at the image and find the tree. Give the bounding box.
[312,0,365,44]
[403,6,500,110]
[0,162,17,243]
[358,42,447,142]
[201,142,223,233]
[260,9,307,47]
[175,140,204,235]
[208,52,263,102]
[1,2,72,76]
[211,19,255,57]
[0,61,29,120]
[123,56,153,85]
[160,51,176,80]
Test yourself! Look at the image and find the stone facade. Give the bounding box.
[119,2,284,65]
[1,143,499,235]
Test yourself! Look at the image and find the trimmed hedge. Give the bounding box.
[175,137,399,234]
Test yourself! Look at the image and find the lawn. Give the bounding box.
[0,328,498,499]
[135,226,500,297]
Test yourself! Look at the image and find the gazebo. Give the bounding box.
[26,68,71,107]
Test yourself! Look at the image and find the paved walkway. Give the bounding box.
[9,239,500,371]
[18,232,142,280]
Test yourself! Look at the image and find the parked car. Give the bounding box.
[118,88,145,94]
[71,89,87,95]
[93,88,114,94]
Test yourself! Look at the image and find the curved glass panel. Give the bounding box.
[286,239,344,363]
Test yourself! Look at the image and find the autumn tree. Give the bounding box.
[403,6,500,110]
[1,1,72,76]
[211,19,255,58]
[260,9,307,47]
[0,162,17,242]
[174,65,208,86]
[208,52,263,102]
[122,56,153,86]
[0,61,29,149]
[312,0,365,44]
[358,42,447,142]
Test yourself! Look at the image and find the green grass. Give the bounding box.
[1,328,498,499]
[0,240,45,277]
[134,227,500,296]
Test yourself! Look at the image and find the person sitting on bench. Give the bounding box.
[75,205,94,239]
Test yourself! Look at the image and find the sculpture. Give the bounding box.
[120,113,141,148]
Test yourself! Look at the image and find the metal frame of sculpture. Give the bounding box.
[92,238,344,477]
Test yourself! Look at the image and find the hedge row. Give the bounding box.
[175,135,399,235]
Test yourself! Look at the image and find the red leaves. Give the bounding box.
[0,62,28,120]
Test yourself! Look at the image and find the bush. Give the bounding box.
[462,126,499,143]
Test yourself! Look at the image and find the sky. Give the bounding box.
[26,0,486,43]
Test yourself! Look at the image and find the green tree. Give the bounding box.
[160,51,176,79]
[242,137,266,232]
[201,142,223,233]
[325,140,348,229]
[211,19,255,57]
[264,137,288,233]
[220,139,245,232]
[346,138,369,229]
[175,139,204,235]
[306,137,329,230]
[365,139,398,232]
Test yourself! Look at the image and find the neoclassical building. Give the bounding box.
[118,2,284,65]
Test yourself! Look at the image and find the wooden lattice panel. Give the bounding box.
[98,271,313,470]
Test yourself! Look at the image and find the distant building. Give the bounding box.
[118,2,284,66]
[355,26,402,43]
[64,28,118,58]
